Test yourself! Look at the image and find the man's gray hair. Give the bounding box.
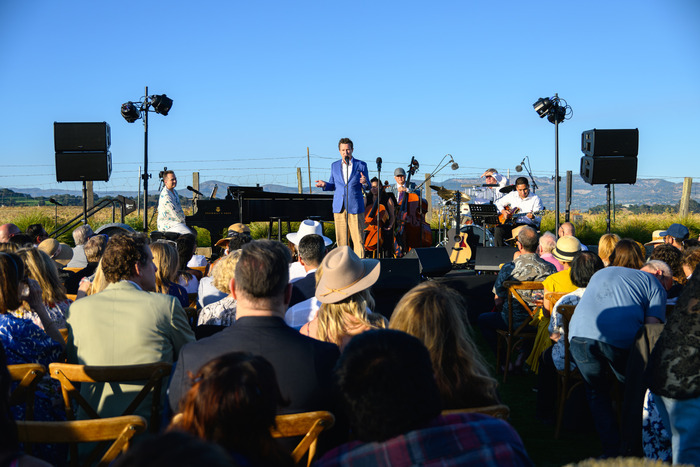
[539,231,557,254]
[72,224,94,245]
[643,259,672,277]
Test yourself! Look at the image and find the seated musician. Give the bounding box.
[391,167,419,202]
[365,177,395,257]
[480,168,510,204]
[494,177,544,246]
[157,170,195,235]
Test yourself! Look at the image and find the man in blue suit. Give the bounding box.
[315,138,369,258]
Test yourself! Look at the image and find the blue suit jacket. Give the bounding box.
[323,158,369,214]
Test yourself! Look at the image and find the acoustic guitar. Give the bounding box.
[449,231,471,265]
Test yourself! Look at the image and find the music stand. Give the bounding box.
[469,204,499,247]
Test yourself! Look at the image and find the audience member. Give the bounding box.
[538,231,564,272]
[197,250,241,327]
[0,223,21,243]
[200,232,252,308]
[26,224,49,246]
[649,244,685,298]
[66,224,94,268]
[0,341,53,467]
[644,230,665,250]
[569,256,668,457]
[478,226,556,357]
[660,223,689,251]
[8,233,34,248]
[285,264,324,330]
[681,247,700,280]
[151,241,189,308]
[213,223,252,252]
[648,263,700,466]
[536,252,604,422]
[37,238,76,288]
[66,233,195,421]
[289,234,327,307]
[176,234,200,293]
[558,221,588,250]
[300,246,385,350]
[315,330,532,466]
[389,281,499,409]
[608,238,645,269]
[598,233,621,266]
[168,240,340,417]
[15,248,69,330]
[170,352,293,467]
[286,220,332,283]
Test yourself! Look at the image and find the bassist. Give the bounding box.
[494,177,545,246]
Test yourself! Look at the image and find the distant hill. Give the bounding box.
[6,176,698,211]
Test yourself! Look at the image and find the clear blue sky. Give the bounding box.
[1,0,698,195]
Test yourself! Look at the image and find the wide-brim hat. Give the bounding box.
[644,230,665,246]
[315,246,380,304]
[552,236,582,263]
[38,238,74,266]
[659,223,689,240]
[286,220,332,246]
[215,223,251,247]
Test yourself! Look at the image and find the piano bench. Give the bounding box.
[268,217,292,243]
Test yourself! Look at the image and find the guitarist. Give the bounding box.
[494,177,545,246]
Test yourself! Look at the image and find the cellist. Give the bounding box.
[390,167,419,202]
[364,178,395,257]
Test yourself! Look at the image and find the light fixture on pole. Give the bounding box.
[121,87,173,231]
[532,94,571,237]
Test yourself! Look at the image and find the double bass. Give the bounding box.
[394,157,433,257]
[364,180,391,254]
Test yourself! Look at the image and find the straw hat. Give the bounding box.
[315,246,380,304]
[38,238,74,266]
[644,230,665,246]
[552,236,581,263]
[214,223,251,248]
[286,220,332,246]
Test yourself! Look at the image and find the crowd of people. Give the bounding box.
[2,216,700,466]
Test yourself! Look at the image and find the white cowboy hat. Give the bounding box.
[286,220,332,246]
[315,246,380,304]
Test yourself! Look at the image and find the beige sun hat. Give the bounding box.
[552,236,582,263]
[286,220,332,246]
[38,238,74,266]
[644,230,665,246]
[214,223,252,248]
[315,246,380,304]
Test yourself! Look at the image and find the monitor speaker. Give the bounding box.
[404,247,452,277]
[54,122,111,152]
[580,155,637,185]
[55,151,112,182]
[474,246,518,272]
[581,129,638,157]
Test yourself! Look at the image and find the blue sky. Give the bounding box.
[1,1,698,196]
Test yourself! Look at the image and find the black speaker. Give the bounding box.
[474,246,517,272]
[55,151,112,182]
[372,258,421,319]
[581,129,638,157]
[54,122,111,152]
[404,247,452,277]
[580,155,637,185]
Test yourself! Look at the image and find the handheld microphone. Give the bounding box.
[186,186,204,196]
[49,198,63,206]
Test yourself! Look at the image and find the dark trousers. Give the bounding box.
[494,224,514,247]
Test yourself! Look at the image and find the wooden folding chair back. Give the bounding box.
[184,306,200,330]
[7,363,47,420]
[16,415,146,467]
[49,361,172,432]
[66,293,78,301]
[442,404,510,420]
[496,280,543,382]
[64,268,83,273]
[271,411,335,467]
[188,293,199,309]
[554,303,584,438]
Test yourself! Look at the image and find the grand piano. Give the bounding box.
[186,186,334,246]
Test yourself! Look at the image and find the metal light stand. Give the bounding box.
[553,93,561,238]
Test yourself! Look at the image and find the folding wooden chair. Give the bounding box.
[271,411,336,467]
[544,291,567,316]
[7,363,47,420]
[16,415,146,467]
[66,293,78,301]
[496,280,543,383]
[187,293,199,309]
[554,304,584,439]
[49,362,172,432]
[442,404,510,420]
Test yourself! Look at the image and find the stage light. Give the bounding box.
[121,102,141,123]
[151,94,173,116]
[533,97,553,118]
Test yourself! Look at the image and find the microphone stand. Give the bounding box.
[376,158,383,258]
[518,156,538,191]
[344,158,349,249]
[414,154,457,192]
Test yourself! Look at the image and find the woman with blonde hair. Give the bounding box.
[300,247,385,349]
[15,248,69,329]
[390,281,499,409]
[198,250,241,327]
[598,233,620,266]
[151,241,188,307]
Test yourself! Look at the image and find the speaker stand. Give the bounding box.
[605,183,612,234]
[82,181,88,225]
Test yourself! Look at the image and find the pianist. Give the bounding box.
[157,170,194,235]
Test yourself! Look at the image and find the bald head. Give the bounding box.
[0,223,21,243]
[559,222,576,237]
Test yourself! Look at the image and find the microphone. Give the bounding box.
[451,162,459,170]
[515,157,526,172]
[376,157,382,171]
[186,186,204,196]
[49,198,63,206]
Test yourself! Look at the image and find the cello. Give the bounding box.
[364,180,391,255]
[394,157,433,257]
